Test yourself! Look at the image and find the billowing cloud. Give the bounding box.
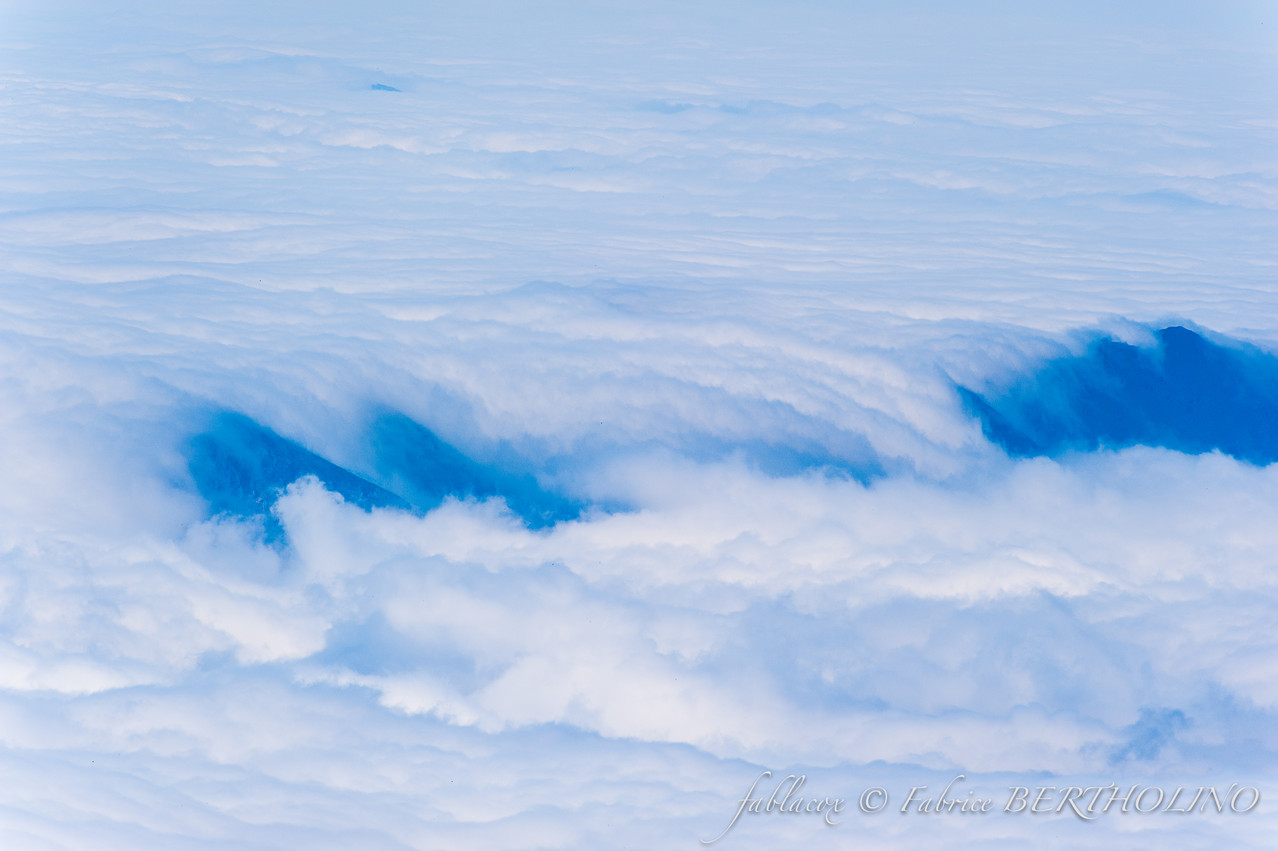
[1,1,1276,848]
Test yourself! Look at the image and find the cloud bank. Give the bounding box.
[1,1,1276,848]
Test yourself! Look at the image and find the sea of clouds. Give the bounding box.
[1,1,1277,848]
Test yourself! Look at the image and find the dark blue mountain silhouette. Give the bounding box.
[187,410,581,539]
[960,326,1278,464]
[188,412,408,539]
[369,412,582,529]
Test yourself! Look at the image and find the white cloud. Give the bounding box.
[1,1,1276,848]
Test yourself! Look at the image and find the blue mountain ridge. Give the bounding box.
[190,323,1277,543]
[959,326,1278,464]
[187,411,582,540]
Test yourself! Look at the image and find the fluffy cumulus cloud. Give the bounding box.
[1,1,1277,848]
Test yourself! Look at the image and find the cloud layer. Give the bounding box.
[1,2,1276,848]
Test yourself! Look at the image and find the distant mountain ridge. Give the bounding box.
[187,410,582,540]
[960,326,1278,463]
